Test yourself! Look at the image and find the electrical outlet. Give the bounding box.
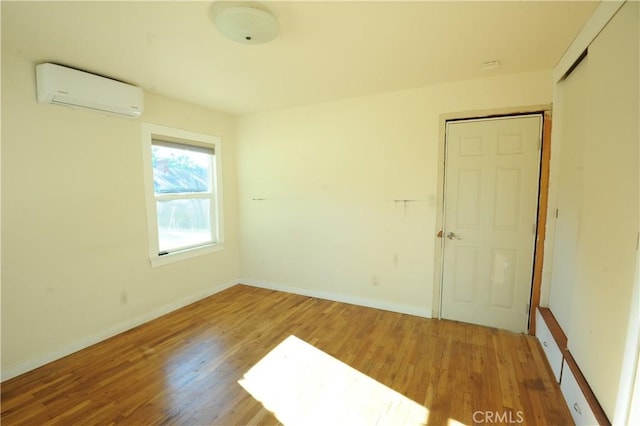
[371,275,379,286]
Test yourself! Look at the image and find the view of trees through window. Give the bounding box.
[152,143,215,252]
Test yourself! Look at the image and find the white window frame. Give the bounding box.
[141,123,224,267]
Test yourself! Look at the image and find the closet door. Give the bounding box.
[567,2,639,417]
[547,1,639,419]
[547,54,588,333]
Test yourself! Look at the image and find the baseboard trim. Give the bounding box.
[241,279,432,318]
[1,279,240,382]
[3,279,432,381]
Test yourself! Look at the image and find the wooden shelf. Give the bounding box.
[538,307,609,425]
[537,307,567,349]
[563,350,611,426]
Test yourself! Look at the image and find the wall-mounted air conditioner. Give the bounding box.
[35,63,144,119]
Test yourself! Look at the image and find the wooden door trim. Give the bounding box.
[432,105,552,335]
[528,112,552,334]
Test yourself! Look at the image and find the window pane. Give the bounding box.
[157,198,213,252]
[152,144,212,194]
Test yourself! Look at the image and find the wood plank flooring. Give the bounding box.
[1,285,573,425]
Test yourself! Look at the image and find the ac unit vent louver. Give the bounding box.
[36,63,144,119]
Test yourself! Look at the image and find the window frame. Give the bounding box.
[141,123,224,267]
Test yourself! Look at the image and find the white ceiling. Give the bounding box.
[2,1,598,115]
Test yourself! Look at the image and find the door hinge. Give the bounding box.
[525,303,530,314]
[555,208,559,218]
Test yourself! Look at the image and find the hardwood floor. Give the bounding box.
[1,285,573,425]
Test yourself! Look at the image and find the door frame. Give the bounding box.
[432,105,552,334]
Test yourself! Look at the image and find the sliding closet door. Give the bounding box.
[548,1,639,419]
[566,2,639,417]
[547,55,588,333]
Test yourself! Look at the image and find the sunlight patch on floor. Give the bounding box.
[238,335,429,426]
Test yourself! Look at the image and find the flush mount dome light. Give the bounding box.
[214,6,279,45]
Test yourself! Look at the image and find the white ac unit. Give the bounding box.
[35,63,144,119]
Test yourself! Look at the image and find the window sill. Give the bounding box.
[149,242,224,267]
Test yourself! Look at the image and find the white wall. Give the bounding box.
[0,50,554,381]
[237,71,552,316]
[1,53,240,379]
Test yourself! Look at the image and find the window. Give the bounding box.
[142,123,223,266]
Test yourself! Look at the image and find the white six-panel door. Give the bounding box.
[441,115,542,333]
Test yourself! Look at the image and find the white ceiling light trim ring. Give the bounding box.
[214,6,279,45]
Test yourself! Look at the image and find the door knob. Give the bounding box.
[446,232,462,240]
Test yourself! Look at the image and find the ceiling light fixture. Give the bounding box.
[213,6,279,45]
[481,60,501,71]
